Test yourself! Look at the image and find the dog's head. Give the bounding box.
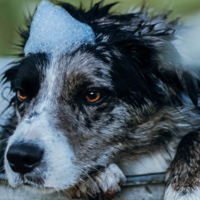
[2,1,200,194]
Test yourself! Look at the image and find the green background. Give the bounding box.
[1,0,200,57]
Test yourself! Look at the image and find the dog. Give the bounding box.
[1,1,200,200]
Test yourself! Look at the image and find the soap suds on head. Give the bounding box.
[24,1,95,58]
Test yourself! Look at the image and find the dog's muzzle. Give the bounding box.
[6,143,44,174]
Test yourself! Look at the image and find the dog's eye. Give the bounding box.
[86,92,101,102]
[17,90,27,100]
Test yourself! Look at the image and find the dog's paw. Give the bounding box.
[66,164,126,199]
[94,163,126,199]
[165,184,200,200]
[164,132,200,200]
[165,167,200,200]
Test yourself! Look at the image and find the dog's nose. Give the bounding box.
[6,143,44,174]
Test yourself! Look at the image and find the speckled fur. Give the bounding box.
[1,2,200,200]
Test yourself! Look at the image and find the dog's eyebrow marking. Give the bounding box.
[11,53,48,99]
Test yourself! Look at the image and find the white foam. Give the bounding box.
[24,1,95,57]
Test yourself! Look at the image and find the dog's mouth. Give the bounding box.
[20,175,55,191]
[24,182,54,189]
[20,175,73,194]
[22,180,57,194]
[23,181,47,188]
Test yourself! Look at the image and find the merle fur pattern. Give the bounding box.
[1,1,200,200]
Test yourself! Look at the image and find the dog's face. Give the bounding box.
[4,48,137,190]
[3,1,199,194]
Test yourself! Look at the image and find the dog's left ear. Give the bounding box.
[154,46,200,106]
[152,38,200,106]
[156,51,200,106]
[139,33,200,107]
[150,35,200,106]
[110,31,200,107]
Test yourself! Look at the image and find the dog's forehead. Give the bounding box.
[45,50,112,91]
[66,51,110,79]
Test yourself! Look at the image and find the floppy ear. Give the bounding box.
[149,44,200,106]
[143,31,199,106]
[149,36,200,106]
[106,29,200,107]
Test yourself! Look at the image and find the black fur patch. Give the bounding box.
[3,53,48,97]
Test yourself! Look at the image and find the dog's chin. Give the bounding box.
[22,182,58,194]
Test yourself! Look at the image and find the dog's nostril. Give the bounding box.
[6,143,44,174]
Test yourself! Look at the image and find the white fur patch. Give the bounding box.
[165,184,200,200]
[4,112,79,190]
[95,164,126,193]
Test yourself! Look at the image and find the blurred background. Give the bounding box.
[1,0,200,57]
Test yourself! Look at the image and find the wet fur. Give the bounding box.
[1,1,200,199]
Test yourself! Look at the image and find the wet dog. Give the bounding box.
[1,1,200,200]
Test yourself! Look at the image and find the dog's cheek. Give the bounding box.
[26,124,81,189]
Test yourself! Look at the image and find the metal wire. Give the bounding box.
[124,172,165,186]
[0,172,166,186]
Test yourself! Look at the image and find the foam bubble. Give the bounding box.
[24,1,95,57]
